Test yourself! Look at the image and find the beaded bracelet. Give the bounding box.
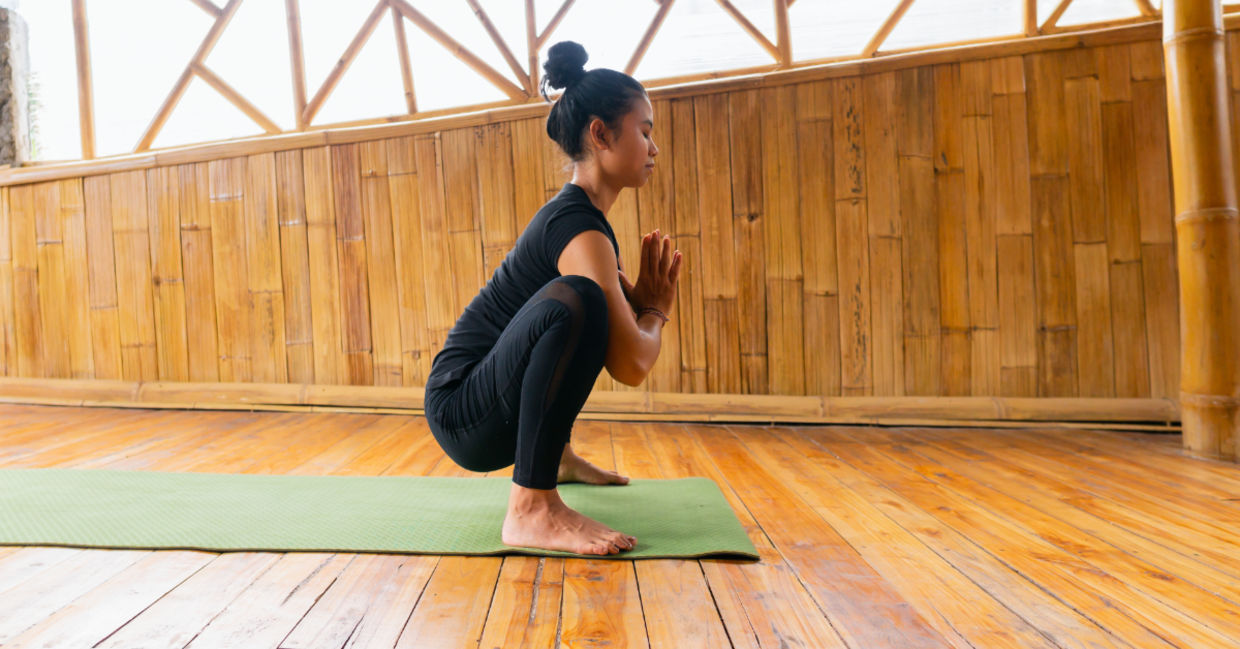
[636,307,670,325]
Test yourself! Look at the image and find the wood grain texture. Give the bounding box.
[0,28,1194,409]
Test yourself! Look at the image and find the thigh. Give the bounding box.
[428,292,569,440]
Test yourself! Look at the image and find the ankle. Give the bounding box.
[508,483,562,515]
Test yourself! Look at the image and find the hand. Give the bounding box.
[617,228,682,317]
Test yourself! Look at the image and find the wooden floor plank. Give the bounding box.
[0,547,84,595]
[476,557,565,649]
[5,551,213,649]
[2,404,1240,648]
[918,429,1240,580]
[391,435,501,649]
[558,420,650,649]
[0,549,150,643]
[974,433,1240,546]
[279,553,418,649]
[183,553,346,649]
[780,427,1139,649]
[96,553,283,649]
[639,422,843,649]
[687,423,951,648]
[611,421,733,649]
[732,425,1061,649]
[822,427,1235,648]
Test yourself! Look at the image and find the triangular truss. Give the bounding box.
[64,0,1218,159]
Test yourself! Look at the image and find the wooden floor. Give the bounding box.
[0,404,1238,648]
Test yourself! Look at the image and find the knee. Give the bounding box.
[553,275,608,320]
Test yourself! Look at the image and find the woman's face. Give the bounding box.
[596,96,658,188]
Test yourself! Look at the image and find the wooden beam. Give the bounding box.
[714,0,782,62]
[187,0,223,19]
[465,0,531,92]
[391,4,417,114]
[526,0,539,94]
[1133,0,1158,16]
[625,0,676,76]
[301,0,388,126]
[284,0,308,129]
[863,0,917,57]
[136,0,244,152]
[1163,0,1240,461]
[1041,0,1075,32]
[773,0,792,67]
[535,0,576,50]
[190,62,281,134]
[70,0,95,159]
[1025,0,1039,36]
[389,0,527,101]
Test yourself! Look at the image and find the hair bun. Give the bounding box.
[543,41,588,91]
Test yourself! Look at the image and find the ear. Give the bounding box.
[587,117,611,151]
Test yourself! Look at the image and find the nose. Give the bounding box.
[649,139,659,158]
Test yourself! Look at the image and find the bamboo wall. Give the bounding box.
[2,27,1238,404]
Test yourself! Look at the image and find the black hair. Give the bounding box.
[541,41,648,162]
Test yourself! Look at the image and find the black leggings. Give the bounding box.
[424,275,609,489]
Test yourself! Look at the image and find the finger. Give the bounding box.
[669,250,683,285]
[642,232,656,279]
[659,235,672,276]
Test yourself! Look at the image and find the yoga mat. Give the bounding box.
[0,469,758,560]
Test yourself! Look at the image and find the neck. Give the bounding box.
[569,164,621,215]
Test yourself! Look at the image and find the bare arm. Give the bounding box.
[557,229,681,386]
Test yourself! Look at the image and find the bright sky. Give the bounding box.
[14,0,1145,161]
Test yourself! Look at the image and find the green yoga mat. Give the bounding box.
[0,469,758,560]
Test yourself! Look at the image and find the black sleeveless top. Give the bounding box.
[425,183,620,389]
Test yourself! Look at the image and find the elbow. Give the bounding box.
[610,357,651,387]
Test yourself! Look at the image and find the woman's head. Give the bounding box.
[543,42,656,185]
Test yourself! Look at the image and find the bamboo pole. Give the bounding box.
[714,0,782,62]
[392,4,417,114]
[70,0,95,159]
[863,0,917,57]
[1041,0,1075,32]
[465,0,531,92]
[1134,0,1158,16]
[773,0,792,67]
[285,0,308,129]
[301,0,388,126]
[525,0,539,93]
[190,62,281,133]
[1025,0,1039,36]
[0,377,1182,426]
[135,0,244,152]
[188,0,223,19]
[625,0,676,76]
[534,0,577,50]
[1163,0,1240,461]
[389,0,527,101]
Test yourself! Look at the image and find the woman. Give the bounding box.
[423,41,682,556]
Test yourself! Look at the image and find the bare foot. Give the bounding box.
[502,484,637,555]
[557,445,630,485]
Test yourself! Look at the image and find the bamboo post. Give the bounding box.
[71,0,95,159]
[1134,0,1158,16]
[625,0,676,76]
[392,4,417,114]
[465,0,531,93]
[188,0,223,18]
[1163,0,1240,461]
[863,0,917,57]
[1025,0,1039,36]
[389,0,526,101]
[714,0,781,62]
[534,0,576,50]
[1042,0,1075,32]
[525,0,538,93]
[301,0,388,126]
[285,0,308,128]
[773,0,792,67]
